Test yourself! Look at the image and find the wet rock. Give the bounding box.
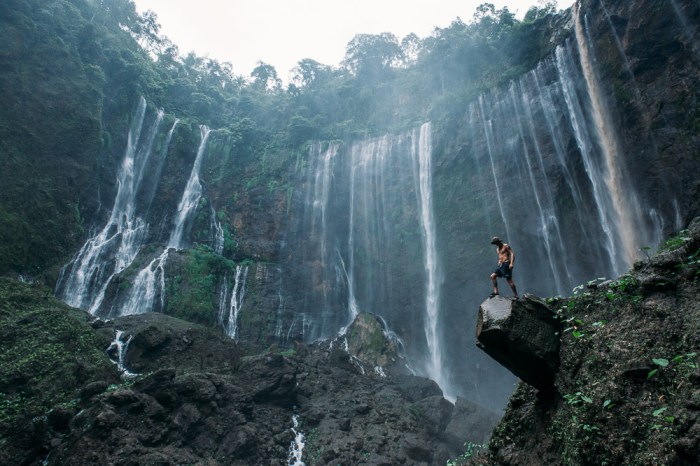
[637,273,675,294]
[174,375,217,401]
[392,375,443,402]
[476,295,561,392]
[338,418,351,431]
[403,439,433,463]
[79,380,110,401]
[105,388,140,407]
[94,408,120,429]
[240,353,298,404]
[105,313,241,375]
[412,396,454,435]
[365,453,394,465]
[346,312,398,367]
[442,397,501,448]
[133,324,170,350]
[48,406,74,431]
[171,403,201,430]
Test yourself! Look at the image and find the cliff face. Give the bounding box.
[474,218,700,465]
[581,0,700,220]
[1,0,699,424]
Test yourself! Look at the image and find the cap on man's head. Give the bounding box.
[490,236,502,245]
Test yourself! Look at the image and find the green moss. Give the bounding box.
[164,246,237,327]
[0,278,117,427]
[658,229,691,253]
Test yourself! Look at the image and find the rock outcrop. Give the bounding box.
[476,296,561,393]
[473,218,700,465]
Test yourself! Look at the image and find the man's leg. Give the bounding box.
[507,278,519,299]
[490,273,499,297]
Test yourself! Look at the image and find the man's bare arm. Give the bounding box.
[509,247,515,268]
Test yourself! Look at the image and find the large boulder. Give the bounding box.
[476,296,561,392]
[101,313,242,375]
[346,312,398,367]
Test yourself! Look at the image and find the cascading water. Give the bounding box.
[574,3,643,270]
[57,98,174,313]
[210,205,225,255]
[168,126,212,250]
[274,267,286,340]
[108,330,136,378]
[221,264,249,340]
[117,126,212,317]
[285,125,453,396]
[671,0,700,57]
[462,34,662,297]
[287,415,306,466]
[478,96,512,242]
[283,27,670,405]
[415,123,448,396]
[509,81,571,294]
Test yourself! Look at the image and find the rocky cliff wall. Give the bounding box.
[471,217,700,464]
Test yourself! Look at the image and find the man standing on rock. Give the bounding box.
[489,236,519,300]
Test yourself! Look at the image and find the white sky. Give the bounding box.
[132,0,570,82]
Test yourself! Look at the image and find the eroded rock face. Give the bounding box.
[476,296,561,392]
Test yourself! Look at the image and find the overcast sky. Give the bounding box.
[132,0,571,82]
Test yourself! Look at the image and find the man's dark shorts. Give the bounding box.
[494,261,512,279]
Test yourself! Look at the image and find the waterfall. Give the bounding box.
[574,4,641,270]
[287,415,306,466]
[507,82,568,294]
[114,126,212,317]
[416,123,448,396]
[306,143,339,334]
[217,273,229,325]
[57,98,172,312]
[478,96,512,242]
[279,19,671,400]
[555,44,622,275]
[670,0,700,58]
[286,124,453,395]
[223,264,249,340]
[108,330,136,378]
[274,268,286,340]
[456,28,662,300]
[120,250,168,316]
[210,204,225,255]
[169,126,212,249]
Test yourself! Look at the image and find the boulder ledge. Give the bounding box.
[476,295,561,392]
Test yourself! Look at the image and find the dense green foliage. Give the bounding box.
[0,278,116,428]
[164,246,237,327]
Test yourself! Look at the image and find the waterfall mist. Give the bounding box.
[283,32,672,409]
[284,126,453,396]
[53,0,696,414]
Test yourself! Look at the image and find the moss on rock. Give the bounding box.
[346,312,397,367]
